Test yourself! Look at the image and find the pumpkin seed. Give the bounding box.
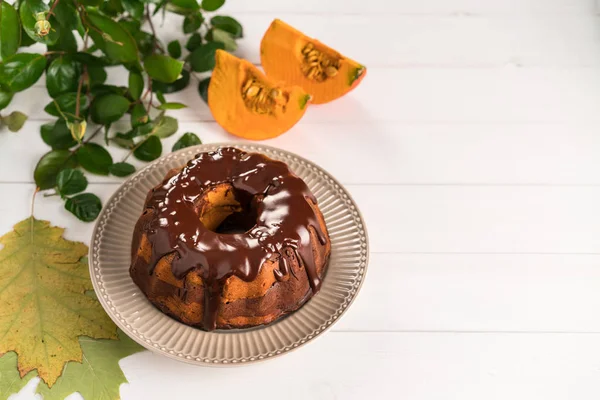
[325,66,338,77]
[302,43,314,54]
[242,76,288,115]
[242,79,254,93]
[245,85,260,98]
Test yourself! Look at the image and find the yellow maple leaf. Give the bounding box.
[0,217,117,387]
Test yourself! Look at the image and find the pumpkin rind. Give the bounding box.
[208,50,310,140]
[260,19,366,105]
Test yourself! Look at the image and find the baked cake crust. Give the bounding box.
[130,147,331,331]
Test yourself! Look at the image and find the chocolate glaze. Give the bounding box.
[137,147,327,330]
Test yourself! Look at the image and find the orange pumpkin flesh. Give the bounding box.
[208,50,311,140]
[260,19,366,105]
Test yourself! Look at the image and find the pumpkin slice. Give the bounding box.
[208,50,311,140]
[260,19,366,105]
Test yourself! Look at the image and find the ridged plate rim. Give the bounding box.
[89,143,369,366]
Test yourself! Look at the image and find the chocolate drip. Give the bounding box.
[140,147,327,330]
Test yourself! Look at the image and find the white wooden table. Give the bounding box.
[5,0,600,398]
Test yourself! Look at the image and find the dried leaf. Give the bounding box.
[37,330,144,400]
[0,352,36,398]
[0,218,117,386]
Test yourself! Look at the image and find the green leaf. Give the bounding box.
[0,53,46,92]
[90,84,128,97]
[51,0,81,32]
[122,0,144,19]
[64,193,102,222]
[56,168,87,196]
[80,0,102,6]
[86,11,139,63]
[157,102,187,110]
[87,64,108,87]
[156,91,167,104]
[198,77,210,103]
[189,41,224,72]
[185,32,202,52]
[19,26,35,47]
[120,18,141,35]
[109,162,136,177]
[168,40,182,59]
[152,115,178,138]
[152,69,190,94]
[128,70,144,100]
[112,132,135,149]
[36,330,144,400]
[171,0,200,11]
[91,93,130,124]
[0,353,36,398]
[132,121,155,137]
[47,27,78,53]
[46,56,81,98]
[44,92,88,120]
[34,150,78,190]
[100,0,124,15]
[41,119,77,149]
[0,2,21,61]
[212,28,237,52]
[2,111,27,132]
[183,12,203,33]
[144,54,184,83]
[201,0,224,11]
[0,88,13,110]
[20,0,59,45]
[134,30,155,57]
[130,102,149,127]
[152,0,168,15]
[134,135,162,161]
[77,143,113,175]
[210,15,243,38]
[172,132,201,151]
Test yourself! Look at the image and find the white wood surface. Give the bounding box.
[4,0,600,399]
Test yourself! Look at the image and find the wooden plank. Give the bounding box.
[109,333,600,399]
[4,186,600,333]
[350,185,600,254]
[4,121,600,185]
[13,332,600,399]
[17,67,600,123]
[339,253,600,332]
[220,0,594,15]
[2,184,600,255]
[149,14,600,67]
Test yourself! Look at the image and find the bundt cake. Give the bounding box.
[130,147,331,331]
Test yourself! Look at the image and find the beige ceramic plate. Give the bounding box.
[89,143,368,366]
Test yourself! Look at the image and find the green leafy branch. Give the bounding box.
[0,0,242,222]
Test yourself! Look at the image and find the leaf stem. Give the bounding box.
[30,187,39,242]
[48,0,61,17]
[30,187,39,219]
[82,125,103,145]
[146,77,154,114]
[145,5,164,53]
[43,51,66,57]
[122,135,151,162]
[75,67,87,119]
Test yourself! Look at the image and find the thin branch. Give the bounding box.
[43,51,66,57]
[75,66,87,119]
[47,0,61,17]
[146,77,153,114]
[30,187,39,219]
[82,125,104,145]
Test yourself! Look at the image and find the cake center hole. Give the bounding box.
[198,185,258,235]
